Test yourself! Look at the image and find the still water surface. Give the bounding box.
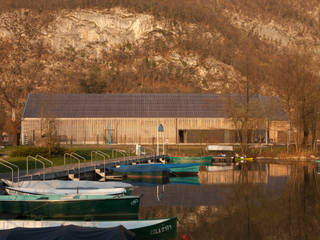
[130,162,318,239]
[0,162,318,240]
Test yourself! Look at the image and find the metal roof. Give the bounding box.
[22,93,288,120]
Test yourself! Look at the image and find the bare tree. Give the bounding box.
[270,49,320,152]
[0,10,52,145]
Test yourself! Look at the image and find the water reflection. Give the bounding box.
[132,163,291,207]
[137,163,319,239]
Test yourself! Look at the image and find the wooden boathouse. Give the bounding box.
[21,93,289,145]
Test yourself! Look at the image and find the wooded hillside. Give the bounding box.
[0,0,319,149]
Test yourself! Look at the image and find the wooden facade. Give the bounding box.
[21,117,289,145]
[21,93,289,145]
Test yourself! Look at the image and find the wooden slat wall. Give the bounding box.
[21,118,289,145]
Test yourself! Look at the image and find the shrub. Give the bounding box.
[10,146,66,157]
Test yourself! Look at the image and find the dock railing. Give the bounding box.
[0,162,14,182]
[26,156,45,180]
[0,159,19,183]
[35,155,53,173]
[71,152,86,163]
[91,151,107,174]
[64,153,82,180]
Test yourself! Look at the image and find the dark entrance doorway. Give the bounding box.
[179,130,185,143]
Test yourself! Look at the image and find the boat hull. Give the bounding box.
[1,179,133,190]
[5,187,126,196]
[132,217,177,239]
[0,195,140,220]
[114,163,200,177]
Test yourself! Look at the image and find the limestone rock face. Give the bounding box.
[44,8,163,54]
[0,6,318,92]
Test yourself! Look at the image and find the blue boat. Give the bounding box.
[110,163,200,178]
[110,165,170,179]
[145,163,200,176]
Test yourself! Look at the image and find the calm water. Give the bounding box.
[129,162,319,239]
[0,162,318,240]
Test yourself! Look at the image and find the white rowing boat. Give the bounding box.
[1,179,133,190]
[5,186,126,196]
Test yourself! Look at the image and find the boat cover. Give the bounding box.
[5,186,126,195]
[0,224,136,240]
[1,180,133,189]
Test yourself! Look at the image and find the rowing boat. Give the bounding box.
[5,186,127,196]
[0,194,140,220]
[1,179,133,190]
[115,163,200,177]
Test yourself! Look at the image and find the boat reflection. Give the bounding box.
[123,177,169,187]
[169,177,200,185]
[199,165,269,184]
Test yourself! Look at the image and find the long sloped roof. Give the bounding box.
[22,93,288,120]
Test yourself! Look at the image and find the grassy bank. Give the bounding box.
[0,145,135,173]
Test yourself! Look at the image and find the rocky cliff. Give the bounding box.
[0,0,319,96]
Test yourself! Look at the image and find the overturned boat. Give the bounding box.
[0,217,177,240]
[0,224,135,240]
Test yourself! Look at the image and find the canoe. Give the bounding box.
[0,217,177,240]
[110,165,170,179]
[147,163,200,175]
[118,163,200,176]
[0,225,135,240]
[163,163,200,176]
[1,179,133,190]
[5,186,127,196]
[0,194,140,220]
[168,156,212,166]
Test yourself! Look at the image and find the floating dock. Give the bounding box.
[0,155,167,182]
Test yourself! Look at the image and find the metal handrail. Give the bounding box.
[26,156,45,180]
[35,155,53,171]
[0,159,19,183]
[64,153,81,180]
[91,151,106,181]
[71,152,86,162]
[96,150,110,159]
[0,162,14,182]
[115,149,127,157]
[0,162,13,182]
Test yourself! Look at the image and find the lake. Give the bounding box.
[130,162,319,239]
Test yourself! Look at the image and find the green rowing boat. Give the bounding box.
[0,194,140,220]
